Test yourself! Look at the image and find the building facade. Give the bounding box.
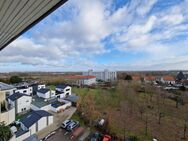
[83,69,117,82]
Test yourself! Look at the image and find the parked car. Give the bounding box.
[66,121,80,131]
[61,119,73,129]
[102,134,111,141]
[90,132,101,141]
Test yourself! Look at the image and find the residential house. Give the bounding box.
[161,76,175,84]
[13,110,53,141]
[56,85,71,98]
[37,88,55,99]
[8,92,32,114]
[83,69,117,82]
[65,75,96,86]
[32,84,46,95]
[15,86,33,96]
[0,82,15,125]
[144,76,156,83]
[31,96,71,112]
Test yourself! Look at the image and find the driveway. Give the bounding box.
[36,107,77,139]
[44,128,76,141]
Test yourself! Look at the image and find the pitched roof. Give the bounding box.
[8,92,30,101]
[37,88,50,94]
[144,76,155,81]
[176,71,185,80]
[56,84,69,89]
[20,110,52,128]
[163,76,175,81]
[0,82,15,90]
[132,75,141,81]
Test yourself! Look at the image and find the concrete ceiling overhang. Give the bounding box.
[0,0,68,51]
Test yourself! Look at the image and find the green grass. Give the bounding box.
[49,85,56,91]
[16,113,26,120]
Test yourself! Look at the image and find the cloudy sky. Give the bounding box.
[1,0,188,72]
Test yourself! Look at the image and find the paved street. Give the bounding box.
[36,107,77,139]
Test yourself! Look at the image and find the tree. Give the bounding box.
[0,122,12,141]
[9,76,22,84]
[124,75,132,81]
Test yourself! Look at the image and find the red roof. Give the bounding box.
[144,76,155,81]
[132,75,141,81]
[64,75,96,79]
[163,76,174,81]
[182,80,188,85]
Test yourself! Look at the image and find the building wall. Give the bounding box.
[16,96,32,114]
[30,124,36,135]
[0,91,6,103]
[83,69,117,81]
[15,87,33,95]
[38,84,46,90]
[83,78,96,85]
[56,86,71,98]
[31,104,51,111]
[0,107,15,125]
[37,91,50,99]
[37,117,47,131]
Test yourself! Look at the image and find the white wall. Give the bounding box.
[56,86,71,98]
[38,84,46,90]
[15,87,33,95]
[16,96,32,114]
[37,91,50,99]
[50,101,71,112]
[37,117,47,131]
[31,104,51,111]
[37,90,55,99]
[83,78,96,85]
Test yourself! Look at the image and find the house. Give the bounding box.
[31,96,71,113]
[32,84,46,95]
[161,76,175,84]
[56,85,71,98]
[51,99,71,113]
[8,92,32,114]
[15,86,33,95]
[132,75,141,82]
[37,88,55,99]
[17,110,53,140]
[144,76,156,83]
[65,75,97,86]
[83,69,117,82]
[0,82,16,125]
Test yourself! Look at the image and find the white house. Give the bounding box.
[16,110,53,140]
[64,75,96,86]
[8,92,32,114]
[37,88,55,99]
[160,76,175,84]
[56,85,71,98]
[51,99,71,113]
[38,84,46,90]
[15,86,33,95]
[83,69,117,82]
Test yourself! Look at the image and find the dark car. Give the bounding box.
[90,132,101,141]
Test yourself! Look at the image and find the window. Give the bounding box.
[66,89,70,91]
[23,90,27,93]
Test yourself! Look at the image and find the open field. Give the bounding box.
[72,81,188,141]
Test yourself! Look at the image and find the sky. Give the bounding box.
[1,0,188,72]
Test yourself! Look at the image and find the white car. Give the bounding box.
[61,119,73,129]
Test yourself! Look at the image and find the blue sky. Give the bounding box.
[1,0,188,72]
